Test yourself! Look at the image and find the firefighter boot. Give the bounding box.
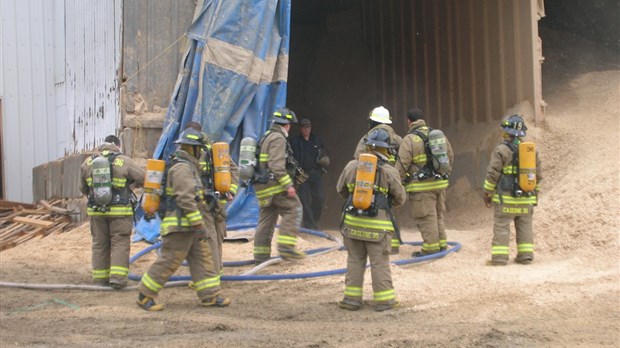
[137,293,164,311]
[278,247,306,261]
[201,295,231,307]
[374,300,400,312]
[339,298,362,311]
[486,259,508,266]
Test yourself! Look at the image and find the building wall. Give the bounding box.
[361,0,545,127]
[122,0,195,111]
[1,0,122,203]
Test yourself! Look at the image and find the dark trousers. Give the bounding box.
[297,170,325,230]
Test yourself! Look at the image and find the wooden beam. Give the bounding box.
[12,217,55,228]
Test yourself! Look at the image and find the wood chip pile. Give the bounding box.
[0,200,77,252]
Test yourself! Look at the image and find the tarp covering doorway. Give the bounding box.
[140,0,291,240]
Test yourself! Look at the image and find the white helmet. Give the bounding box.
[369,106,392,124]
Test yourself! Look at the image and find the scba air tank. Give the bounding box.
[427,129,451,175]
[518,142,536,193]
[352,153,378,210]
[91,156,113,206]
[141,159,166,215]
[239,137,257,182]
[212,142,231,193]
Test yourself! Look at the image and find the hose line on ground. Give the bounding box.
[0,225,460,290]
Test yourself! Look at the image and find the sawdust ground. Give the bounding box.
[1,28,619,348]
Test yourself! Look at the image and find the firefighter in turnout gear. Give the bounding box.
[185,121,239,275]
[397,108,454,257]
[253,108,307,264]
[337,128,406,312]
[483,115,541,266]
[136,129,230,311]
[354,106,404,253]
[79,135,145,289]
[353,106,403,165]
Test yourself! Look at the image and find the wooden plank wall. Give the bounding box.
[122,0,195,111]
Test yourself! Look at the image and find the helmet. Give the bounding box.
[369,106,392,124]
[272,108,298,125]
[174,128,204,146]
[364,128,391,149]
[501,114,527,137]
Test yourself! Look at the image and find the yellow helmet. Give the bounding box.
[369,106,392,124]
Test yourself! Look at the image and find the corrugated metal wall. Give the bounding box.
[122,0,195,110]
[1,0,58,202]
[361,0,545,128]
[0,0,122,203]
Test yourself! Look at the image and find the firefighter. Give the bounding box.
[185,121,239,275]
[136,128,230,311]
[79,135,144,289]
[354,106,403,253]
[483,114,541,265]
[396,108,454,257]
[337,128,406,311]
[253,108,307,264]
[353,106,403,165]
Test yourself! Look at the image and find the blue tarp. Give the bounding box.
[135,0,290,241]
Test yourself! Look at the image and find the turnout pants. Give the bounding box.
[409,190,447,254]
[491,205,535,263]
[138,232,221,301]
[254,193,302,261]
[342,233,396,305]
[297,170,325,230]
[90,215,133,286]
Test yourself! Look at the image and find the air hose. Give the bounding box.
[0,224,461,290]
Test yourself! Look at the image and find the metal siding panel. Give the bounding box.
[114,0,122,131]
[75,0,86,152]
[1,0,22,201]
[65,0,76,154]
[53,0,67,157]
[17,0,35,202]
[84,1,95,149]
[30,0,49,166]
[43,0,57,160]
[94,0,105,141]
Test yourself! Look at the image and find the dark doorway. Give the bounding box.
[288,1,376,228]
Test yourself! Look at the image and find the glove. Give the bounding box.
[483,193,492,208]
[195,224,208,242]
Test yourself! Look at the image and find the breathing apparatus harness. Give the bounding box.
[88,152,134,213]
[342,157,402,244]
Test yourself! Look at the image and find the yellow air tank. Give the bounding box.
[142,159,166,215]
[352,153,378,210]
[212,142,231,193]
[518,142,536,192]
